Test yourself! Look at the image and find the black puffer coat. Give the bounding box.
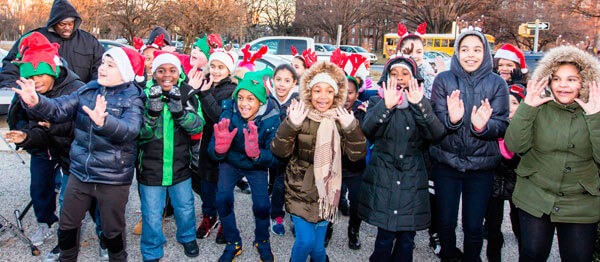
[430,30,509,172]
[359,95,444,232]
[0,0,104,86]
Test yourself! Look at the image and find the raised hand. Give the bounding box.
[383,78,402,109]
[524,77,552,107]
[3,130,27,144]
[13,77,39,106]
[243,121,260,159]
[406,78,424,104]
[471,99,493,131]
[167,86,184,118]
[188,65,209,90]
[82,95,108,127]
[288,99,308,127]
[38,121,51,129]
[213,118,238,154]
[335,107,355,129]
[575,81,600,115]
[147,85,164,117]
[358,100,369,112]
[434,57,447,73]
[447,90,464,124]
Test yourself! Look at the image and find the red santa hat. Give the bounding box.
[103,47,145,82]
[151,50,182,74]
[495,44,528,74]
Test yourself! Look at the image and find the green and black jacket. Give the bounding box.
[137,80,205,186]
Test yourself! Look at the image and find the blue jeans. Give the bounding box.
[216,162,270,244]
[201,180,218,217]
[270,172,285,219]
[370,228,416,262]
[290,215,328,262]
[59,174,102,237]
[30,154,60,225]
[433,163,493,262]
[139,178,196,260]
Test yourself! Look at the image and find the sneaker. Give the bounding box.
[215,225,226,244]
[254,240,274,262]
[31,223,53,246]
[270,217,285,235]
[218,242,243,262]
[44,244,60,262]
[236,180,251,194]
[133,218,142,235]
[98,244,109,261]
[196,215,220,239]
[181,240,199,258]
[429,233,441,257]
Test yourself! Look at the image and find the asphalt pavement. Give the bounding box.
[0,151,560,261]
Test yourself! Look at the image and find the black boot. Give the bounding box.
[338,198,349,216]
[347,215,361,250]
[324,223,333,248]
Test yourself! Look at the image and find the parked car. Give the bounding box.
[236,54,288,71]
[339,45,377,64]
[315,43,336,56]
[424,51,451,73]
[0,89,13,115]
[0,48,9,71]
[243,36,318,62]
[99,40,133,51]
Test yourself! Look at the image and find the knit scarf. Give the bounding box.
[308,108,342,222]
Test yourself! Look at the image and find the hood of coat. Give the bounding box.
[147,26,172,46]
[376,55,422,87]
[450,30,494,81]
[300,61,348,111]
[46,0,82,33]
[531,45,600,103]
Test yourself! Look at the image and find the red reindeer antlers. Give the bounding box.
[302,48,317,68]
[133,37,144,51]
[416,22,427,35]
[290,45,298,56]
[239,45,268,70]
[398,22,427,38]
[397,22,408,38]
[329,48,348,68]
[153,34,165,47]
[347,54,367,77]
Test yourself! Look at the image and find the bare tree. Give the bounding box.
[263,0,295,35]
[103,0,164,44]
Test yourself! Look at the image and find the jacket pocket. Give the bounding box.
[71,48,93,69]
[579,177,600,196]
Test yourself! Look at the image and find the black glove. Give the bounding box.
[509,68,524,85]
[167,86,184,119]
[147,85,163,118]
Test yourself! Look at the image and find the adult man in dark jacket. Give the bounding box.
[0,0,104,87]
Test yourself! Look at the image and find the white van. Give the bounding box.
[243,36,329,62]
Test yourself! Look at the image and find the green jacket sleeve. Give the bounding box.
[584,111,600,164]
[173,97,205,136]
[505,102,540,154]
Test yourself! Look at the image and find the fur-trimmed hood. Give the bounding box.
[532,45,600,103]
[300,61,348,111]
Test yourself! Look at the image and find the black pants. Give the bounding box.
[342,172,362,228]
[370,228,416,262]
[59,176,130,262]
[518,209,597,262]
[484,196,520,260]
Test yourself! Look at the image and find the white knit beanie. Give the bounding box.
[208,49,237,74]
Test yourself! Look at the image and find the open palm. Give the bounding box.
[576,81,600,115]
[524,77,553,107]
[82,95,108,127]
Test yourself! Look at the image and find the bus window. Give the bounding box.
[434,39,441,47]
[386,38,394,45]
[426,39,433,47]
[441,39,448,47]
[449,40,456,47]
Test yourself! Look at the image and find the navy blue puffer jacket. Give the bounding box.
[430,30,509,172]
[26,80,144,185]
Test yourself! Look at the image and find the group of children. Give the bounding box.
[4,21,600,262]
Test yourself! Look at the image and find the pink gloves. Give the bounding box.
[214,119,237,155]
[243,121,260,159]
[498,138,514,159]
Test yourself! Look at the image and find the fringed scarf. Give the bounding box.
[308,108,342,223]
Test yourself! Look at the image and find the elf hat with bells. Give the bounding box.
[12,32,62,79]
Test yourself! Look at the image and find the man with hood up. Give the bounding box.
[0,0,105,86]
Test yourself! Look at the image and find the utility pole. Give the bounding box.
[336,25,342,47]
[533,19,540,53]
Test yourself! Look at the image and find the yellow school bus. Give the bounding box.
[383,33,496,58]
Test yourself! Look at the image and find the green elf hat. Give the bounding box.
[193,34,223,59]
[12,32,61,79]
[233,68,274,104]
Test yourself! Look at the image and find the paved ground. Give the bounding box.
[0,151,560,261]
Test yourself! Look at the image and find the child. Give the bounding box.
[12,46,145,261]
[190,49,238,243]
[290,46,317,77]
[505,45,600,262]
[207,68,280,262]
[271,61,367,262]
[268,64,299,235]
[137,51,205,261]
[484,84,524,262]
[493,43,528,85]
[3,32,106,260]
[430,28,509,261]
[359,55,444,261]
[179,34,223,76]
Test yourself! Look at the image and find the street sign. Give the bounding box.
[526,22,550,30]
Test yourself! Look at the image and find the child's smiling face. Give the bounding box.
[389,67,412,89]
[98,56,124,87]
[153,63,179,91]
[274,68,296,101]
[190,47,208,68]
[209,60,229,83]
[311,82,335,113]
[237,89,261,120]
